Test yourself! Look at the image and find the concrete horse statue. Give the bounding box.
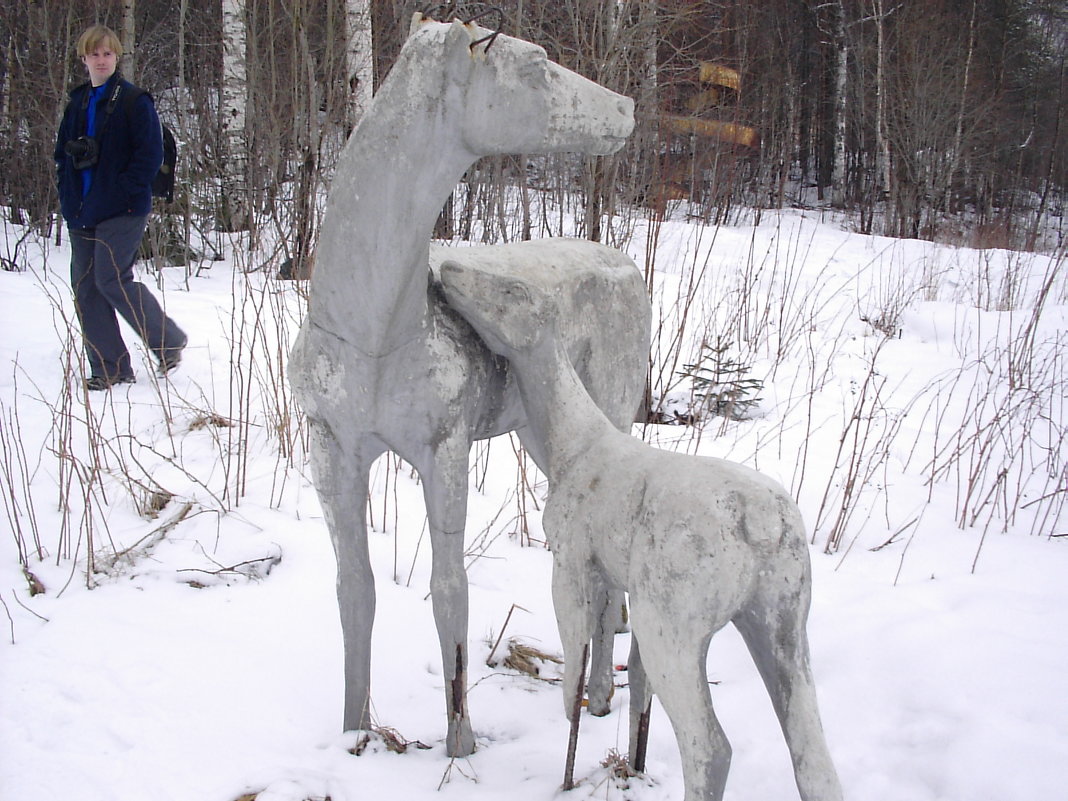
[437,257,844,801]
[289,13,649,757]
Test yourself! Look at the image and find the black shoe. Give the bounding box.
[158,339,187,377]
[85,374,136,391]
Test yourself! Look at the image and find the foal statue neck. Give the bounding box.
[520,337,617,480]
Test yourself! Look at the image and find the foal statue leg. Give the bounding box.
[585,585,623,716]
[630,599,731,801]
[626,638,653,773]
[734,565,844,801]
[516,432,620,718]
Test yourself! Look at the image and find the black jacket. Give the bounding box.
[54,72,163,229]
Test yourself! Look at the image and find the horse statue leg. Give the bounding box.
[419,437,477,757]
[308,421,380,734]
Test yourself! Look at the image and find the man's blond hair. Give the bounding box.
[76,24,123,59]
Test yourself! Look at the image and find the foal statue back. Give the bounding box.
[289,13,649,756]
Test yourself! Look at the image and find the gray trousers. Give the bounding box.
[69,214,186,381]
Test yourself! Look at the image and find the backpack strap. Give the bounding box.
[119,84,149,118]
[119,85,163,147]
[75,81,91,113]
[94,80,128,140]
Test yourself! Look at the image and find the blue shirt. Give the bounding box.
[81,84,107,197]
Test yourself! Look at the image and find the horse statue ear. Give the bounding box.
[444,19,477,73]
[408,11,427,38]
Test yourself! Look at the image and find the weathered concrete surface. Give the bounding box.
[289,13,648,757]
[439,258,844,801]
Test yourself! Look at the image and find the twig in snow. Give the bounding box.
[485,603,530,666]
[1,592,14,644]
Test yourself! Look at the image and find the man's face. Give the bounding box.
[82,46,118,86]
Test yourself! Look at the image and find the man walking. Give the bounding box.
[55,24,186,391]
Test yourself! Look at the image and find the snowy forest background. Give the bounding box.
[2,0,1067,254]
[2,2,1067,801]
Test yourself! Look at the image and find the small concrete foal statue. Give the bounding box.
[438,258,844,801]
[289,13,648,756]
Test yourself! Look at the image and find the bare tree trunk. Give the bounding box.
[945,0,977,215]
[584,0,623,242]
[1,36,12,138]
[2,14,18,224]
[873,0,891,201]
[221,0,248,231]
[122,0,137,81]
[1028,53,1065,249]
[177,0,187,108]
[636,0,659,211]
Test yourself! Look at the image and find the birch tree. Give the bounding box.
[871,0,892,202]
[345,0,373,133]
[826,0,848,205]
[221,0,248,231]
[121,0,136,81]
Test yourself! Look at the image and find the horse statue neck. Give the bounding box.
[306,15,634,358]
[309,33,476,356]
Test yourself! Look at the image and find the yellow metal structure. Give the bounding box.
[699,62,740,91]
[651,61,758,207]
[665,61,757,150]
[664,115,759,150]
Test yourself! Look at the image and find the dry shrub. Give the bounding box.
[140,488,174,519]
[601,747,639,785]
[374,725,432,754]
[501,638,563,680]
[347,726,431,756]
[188,412,234,431]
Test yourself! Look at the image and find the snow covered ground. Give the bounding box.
[1,210,1066,801]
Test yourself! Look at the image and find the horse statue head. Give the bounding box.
[405,11,634,159]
